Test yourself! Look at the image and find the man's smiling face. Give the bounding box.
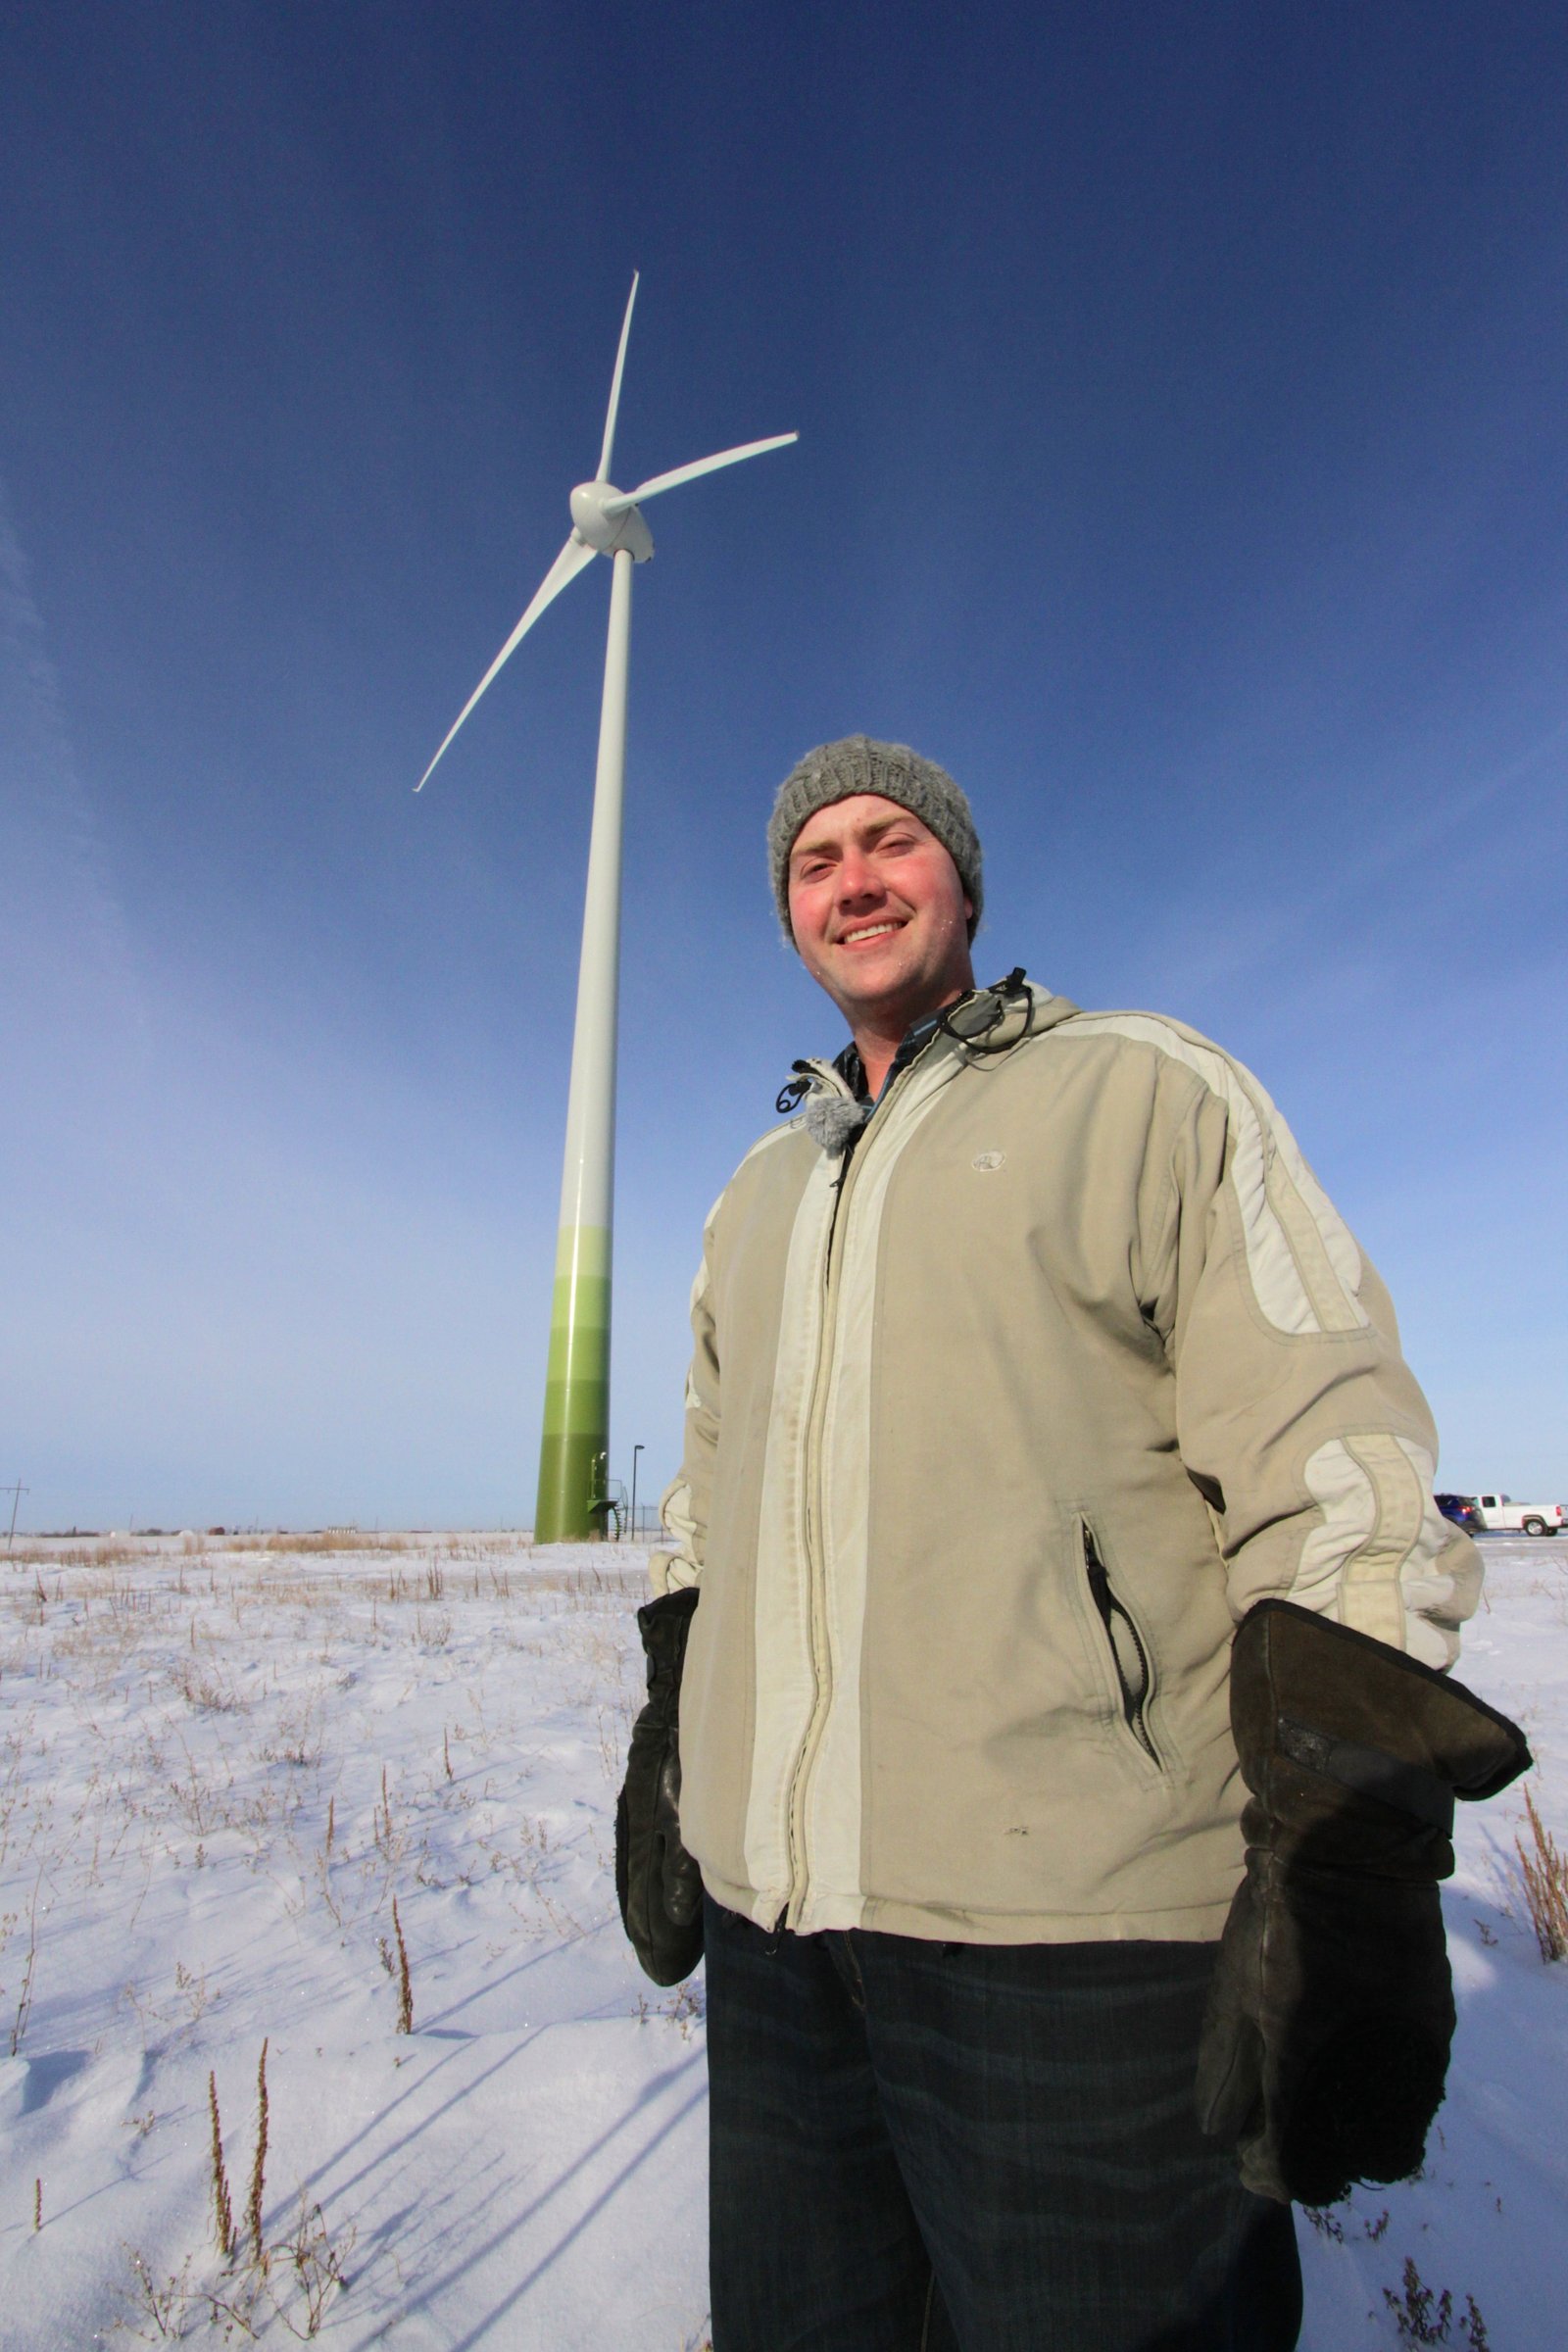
[786,793,975,1038]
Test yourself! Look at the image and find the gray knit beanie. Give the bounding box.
[768,735,984,945]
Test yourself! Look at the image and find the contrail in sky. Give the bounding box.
[0,474,143,1028]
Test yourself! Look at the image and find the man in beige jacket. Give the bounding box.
[614,737,1523,2350]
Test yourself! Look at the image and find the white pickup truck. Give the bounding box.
[1470,1494,1567,1537]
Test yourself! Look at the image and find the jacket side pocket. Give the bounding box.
[1081,1519,1162,1769]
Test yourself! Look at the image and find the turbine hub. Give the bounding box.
[569,481,654,563]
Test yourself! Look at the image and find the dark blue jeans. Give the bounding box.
[704,1895,1301,2351]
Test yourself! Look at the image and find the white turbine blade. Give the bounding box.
[415,533,597,792]
[597,272,640,484]
[603,431,798,514]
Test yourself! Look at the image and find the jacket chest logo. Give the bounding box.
[971,1150,1006,1172]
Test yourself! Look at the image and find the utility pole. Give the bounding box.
[630,1445,644,1544]
[4,1483,27,1555]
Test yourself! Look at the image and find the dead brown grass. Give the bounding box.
[1516,1783,1568,1963]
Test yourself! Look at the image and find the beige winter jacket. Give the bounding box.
[654,977,1480,1945]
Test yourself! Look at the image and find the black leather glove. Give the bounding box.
[615,1587,705,1985]
[1196,1597,1530,2206]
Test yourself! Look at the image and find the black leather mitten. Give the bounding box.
[1196,1598,1530,2205]
[615,1587,705,1985]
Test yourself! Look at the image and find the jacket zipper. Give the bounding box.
[782,1043,936,1926]
[1082,1522,1160,1766]
[784,1135,855,1924]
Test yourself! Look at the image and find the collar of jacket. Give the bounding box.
[830,1009,942,1106]
[784,974,1081,1153]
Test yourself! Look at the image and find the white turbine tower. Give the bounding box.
[417,274,796,1543]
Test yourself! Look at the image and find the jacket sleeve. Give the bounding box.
[1146,1038,1481,1669]
[650,1207,722,1598]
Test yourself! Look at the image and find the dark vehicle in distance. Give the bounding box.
[1436,1493,1484,1535]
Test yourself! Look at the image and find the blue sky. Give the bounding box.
[2,1,1564,1530]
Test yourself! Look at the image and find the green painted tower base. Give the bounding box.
[533,1224,612,1544]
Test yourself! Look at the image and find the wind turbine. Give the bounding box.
[417,274,796,1544]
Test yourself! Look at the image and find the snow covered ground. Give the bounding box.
[0,1535,708,2350]
[0,1529,1562,2349]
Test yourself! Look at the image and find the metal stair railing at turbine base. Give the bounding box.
[590,1473,626,1543]
[522,1484,668,1546]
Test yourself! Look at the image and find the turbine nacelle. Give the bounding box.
[568,481,655,563]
